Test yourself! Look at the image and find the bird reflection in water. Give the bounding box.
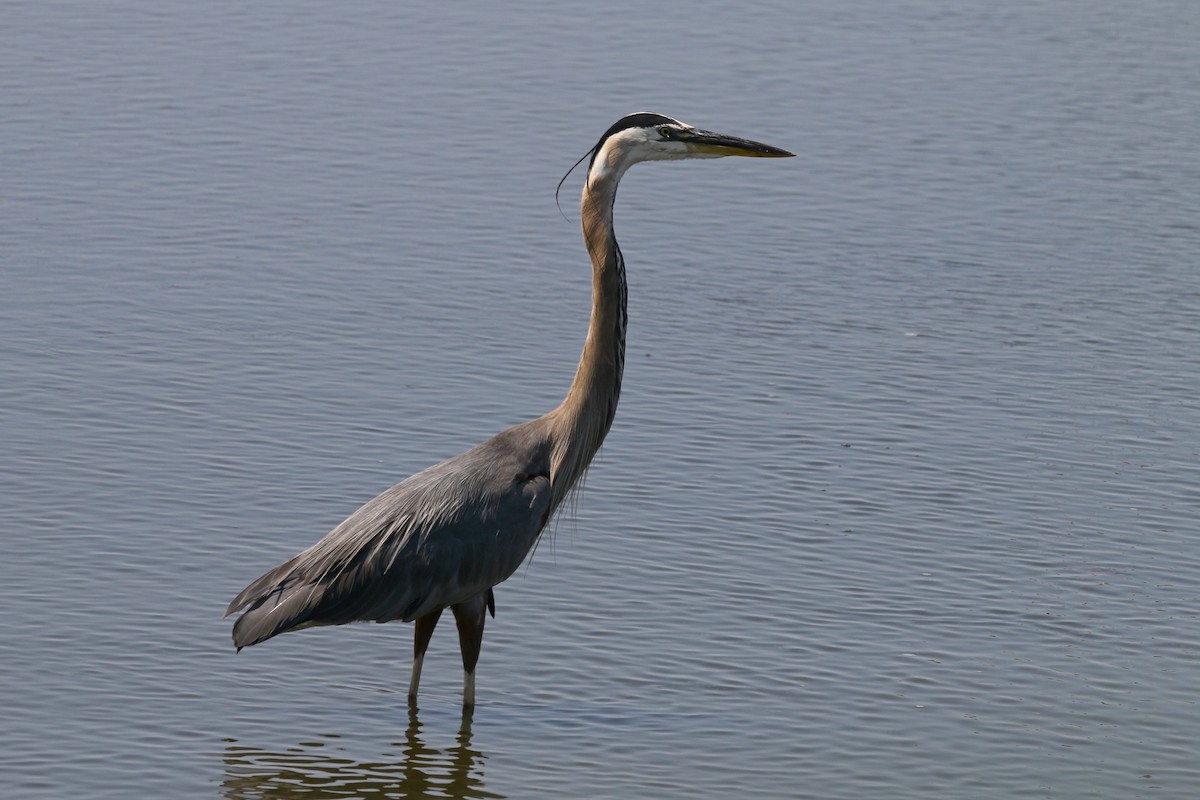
[221,708,502,799]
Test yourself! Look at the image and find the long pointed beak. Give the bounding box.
[685,129,795,158]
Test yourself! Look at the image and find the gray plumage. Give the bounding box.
[228,419,553,648]
[225,113,793,708]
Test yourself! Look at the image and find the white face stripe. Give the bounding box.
[586,125,695,185]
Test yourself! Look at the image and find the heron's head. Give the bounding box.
[585,112,794,185]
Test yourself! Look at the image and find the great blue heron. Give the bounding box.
[226,112,793,707]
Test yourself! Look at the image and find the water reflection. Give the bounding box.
[222,708,502,799]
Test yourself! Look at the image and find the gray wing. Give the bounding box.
[226,422,553,649]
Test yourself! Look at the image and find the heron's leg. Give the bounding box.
[451,591,491,708]
[409,608,443,703]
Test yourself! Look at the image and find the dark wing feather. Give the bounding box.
[227,421,553,650]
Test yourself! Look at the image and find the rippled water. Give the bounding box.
[3,1,1198,798]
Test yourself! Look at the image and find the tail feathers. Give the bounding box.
[230,582,322,650]
[225,555,302,618]
[226,554,324,650]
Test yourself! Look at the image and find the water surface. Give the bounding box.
[2,1,1198,798]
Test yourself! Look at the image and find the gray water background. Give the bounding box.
[3,1,1198,798]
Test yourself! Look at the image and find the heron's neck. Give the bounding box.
[548,173,627,508]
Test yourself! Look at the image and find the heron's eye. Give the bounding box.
[658,126,673,139]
